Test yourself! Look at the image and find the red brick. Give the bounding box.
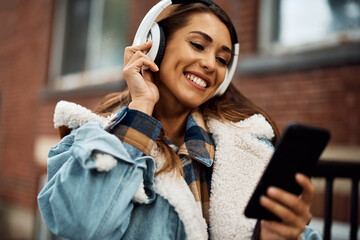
[0,0,359,224]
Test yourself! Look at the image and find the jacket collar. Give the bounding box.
[177,109,215,167]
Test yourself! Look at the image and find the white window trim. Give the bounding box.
[48,0,123,91]
[257,0,278,55]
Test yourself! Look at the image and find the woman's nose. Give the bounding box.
[199,56,216,73]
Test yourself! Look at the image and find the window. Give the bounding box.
[49,0,129,91]
[258,0,360,55]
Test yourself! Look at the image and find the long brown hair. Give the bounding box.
[93,3,279,175]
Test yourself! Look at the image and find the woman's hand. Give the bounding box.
[259,173,315,240]
[123,41,159,115]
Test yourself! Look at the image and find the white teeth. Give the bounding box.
[185,74,207,88]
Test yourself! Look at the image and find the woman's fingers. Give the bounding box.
[123,57,158,80]
[122,42,160,111]
[124,41,153,65]
[260,196,307,240]
[260,174,315,239]
[265,187,305,216]
[123,42,159,92]
[260,195,303,226]
[126,51,158,72]
[261,220,304,240]
[263,174,314,216]
[296,173,315,205]
[259,174,315,239]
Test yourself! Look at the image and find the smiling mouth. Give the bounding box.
[184,73,208,88]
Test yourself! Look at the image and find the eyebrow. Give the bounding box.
[189,31,232,54]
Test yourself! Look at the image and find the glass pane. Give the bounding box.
[61,0,128,76]
[97,0,129,70]
[61,0,91,75]
[328,0,360,31]
[277,0,360,47]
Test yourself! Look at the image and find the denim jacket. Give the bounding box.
[38,101,322,240]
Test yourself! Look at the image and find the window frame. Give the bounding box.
[239,0,360,75]
[47,0,127,92]
[258,0,360,55]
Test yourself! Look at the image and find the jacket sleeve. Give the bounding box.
[37,121,156,240]
[302,226,322,240]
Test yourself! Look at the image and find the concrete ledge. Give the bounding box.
[239,43,360,75]
[40,81,127,100]
[0,202,34,239]
[320,145,360,162]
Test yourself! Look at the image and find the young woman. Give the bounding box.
[38,2,321,240]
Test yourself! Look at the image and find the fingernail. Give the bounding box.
[260,195,268,203]
[296,173,305,180]
[267,187,276,195]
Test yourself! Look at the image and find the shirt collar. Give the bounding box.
[177,109,215,167]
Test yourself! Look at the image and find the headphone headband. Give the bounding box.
[133,0,239,96]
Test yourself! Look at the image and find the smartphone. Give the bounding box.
[244,123,331,221]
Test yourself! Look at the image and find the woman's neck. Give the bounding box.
[153,99,191,147]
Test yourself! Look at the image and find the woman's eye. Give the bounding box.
[190,41,204,50]
[217,57,228,66]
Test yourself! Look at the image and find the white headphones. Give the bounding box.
[133,0,239,97]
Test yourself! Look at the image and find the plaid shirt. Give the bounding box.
[108,108,215,223]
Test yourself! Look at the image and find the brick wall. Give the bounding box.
[0,0,54,210]
[0,0,359,231]
[236,66,360,145]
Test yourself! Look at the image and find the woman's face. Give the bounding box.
[156,12,232,109]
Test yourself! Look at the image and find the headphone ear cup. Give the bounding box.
[145,23,166,66]
[154,24,166,66]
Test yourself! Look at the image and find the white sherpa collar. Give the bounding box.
[53,100,115,129]
[53,101,274,240]
[207,117,274,240]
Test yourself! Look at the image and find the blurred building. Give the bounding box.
[0,0,359,239]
